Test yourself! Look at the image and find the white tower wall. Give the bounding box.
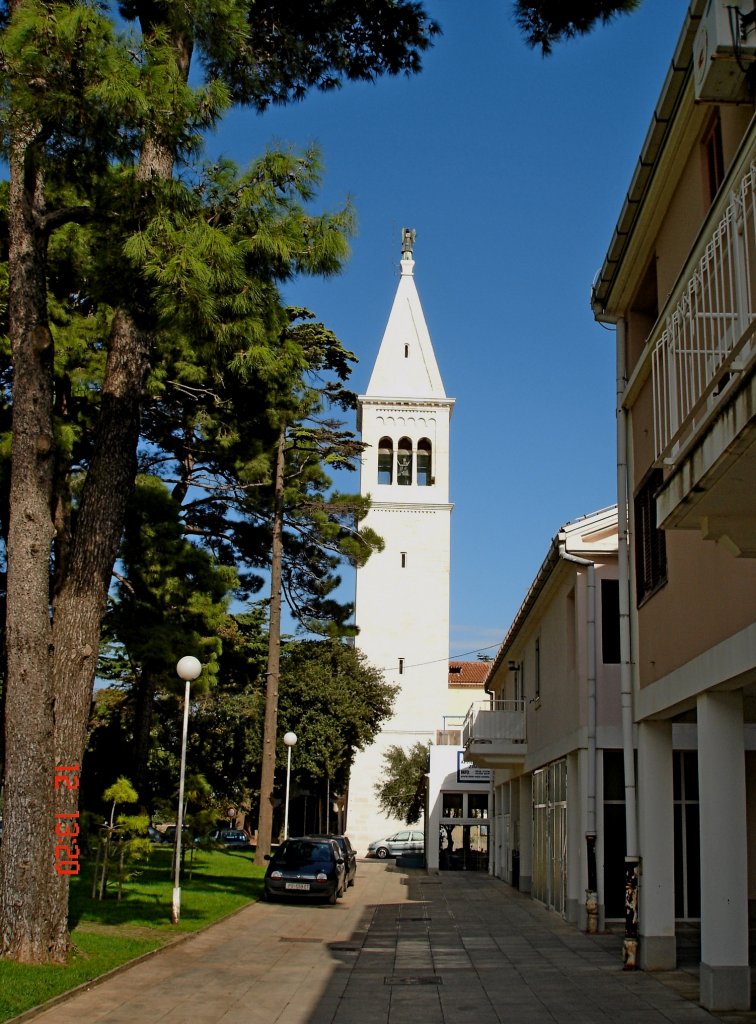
[348,233,453,856]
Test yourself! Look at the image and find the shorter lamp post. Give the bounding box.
[171,655,202,925]
[283,732,297,840]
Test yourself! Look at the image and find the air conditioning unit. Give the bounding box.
[693,0,756,103]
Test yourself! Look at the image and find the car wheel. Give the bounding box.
[348,875,355,887]
[328,887,338,905]
[376,846,389,859]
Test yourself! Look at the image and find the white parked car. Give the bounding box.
[367,829,424,859]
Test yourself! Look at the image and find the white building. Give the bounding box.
[347,230,454,856]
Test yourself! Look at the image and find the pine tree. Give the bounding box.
[514,0,641,55]
[0,0,437,961]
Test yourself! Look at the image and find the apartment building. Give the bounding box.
[462,507,622,930]
[590,0,756,1010]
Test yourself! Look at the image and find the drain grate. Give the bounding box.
[397,916,430,922]
[280,936,322,943]
[384,975,442,986]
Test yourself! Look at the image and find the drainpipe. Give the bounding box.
[615,316,640,969]
[560,544,598,934]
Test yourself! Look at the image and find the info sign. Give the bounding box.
[456,751,491,784]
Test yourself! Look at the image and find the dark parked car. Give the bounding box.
[147,824,168,844]
[201,828,252,849]
[264,836,346,904]
[308,834,356,888]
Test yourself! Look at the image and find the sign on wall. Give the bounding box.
[457,751,491,784]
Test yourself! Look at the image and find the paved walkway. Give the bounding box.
[18,861,755,1024]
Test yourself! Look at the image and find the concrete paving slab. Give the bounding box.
[11,862,756,1024]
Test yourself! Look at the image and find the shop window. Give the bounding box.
[603,750,626,918]
[468,793,488,819]
[673,751,700,919]
[377,437,393,485]
[442,793,463,818]
[634,468,667,605]
[416,438,432,485]
[397,437,412,485]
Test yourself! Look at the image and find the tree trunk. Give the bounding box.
[0,123,62,960]
[254,429,286,865]
[0,16,191,963]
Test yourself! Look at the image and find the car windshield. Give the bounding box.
[272,840,332,868]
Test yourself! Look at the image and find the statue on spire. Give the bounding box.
[401,227,416,260]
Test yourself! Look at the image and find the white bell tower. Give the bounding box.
[347,229,454,855]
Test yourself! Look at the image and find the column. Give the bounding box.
[697,691,750,1011]
[566,750,583,926]
[637,720,676,970]
[518,773,532,894]
[506,779,518,882]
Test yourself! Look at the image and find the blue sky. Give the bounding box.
[207,1,686,658]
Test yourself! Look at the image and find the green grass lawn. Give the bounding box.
[0,846,266,1022]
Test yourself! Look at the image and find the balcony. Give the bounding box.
[651,148,756,557]
[462,700,527,770]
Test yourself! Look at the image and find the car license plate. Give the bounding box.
[285,882,310,891]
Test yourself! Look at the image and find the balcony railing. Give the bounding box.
[462,700,527,747]
[652,158,756,465]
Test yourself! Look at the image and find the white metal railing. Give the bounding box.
[652,162,756,464]
[462,700,526,747]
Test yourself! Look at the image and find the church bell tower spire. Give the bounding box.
[347,230,455,855]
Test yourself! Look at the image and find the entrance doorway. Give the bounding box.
[439,824,489,871]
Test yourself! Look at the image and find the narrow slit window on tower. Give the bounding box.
[401,551,407,568]
[397,437,412,485]
[398,658,405,675]
[416,438,432,486]
[377,436,393,485]
[404,343,409,358]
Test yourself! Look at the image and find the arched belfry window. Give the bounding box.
[397,437,412,485]
[417,438,432,486]
[377,437,393,485]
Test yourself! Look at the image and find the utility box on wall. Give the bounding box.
[693,0,756,103]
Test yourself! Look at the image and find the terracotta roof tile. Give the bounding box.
[448,660,490,686]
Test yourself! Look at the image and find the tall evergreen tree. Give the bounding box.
[0,0,438,962]
[103,474,236,802]
[514,0,641,55]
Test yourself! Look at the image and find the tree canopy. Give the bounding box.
[374,742,430,825]
[0,0,438,963]
[514,0,641,55]
[84,626,396,839]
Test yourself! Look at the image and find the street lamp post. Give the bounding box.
[171,655,202,925]
[283,732,297,840]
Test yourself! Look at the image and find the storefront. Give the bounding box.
[427,746,490,872]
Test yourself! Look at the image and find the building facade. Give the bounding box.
[347,231,455,857]
[463,507,623,929]
[590,0,756,1010]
